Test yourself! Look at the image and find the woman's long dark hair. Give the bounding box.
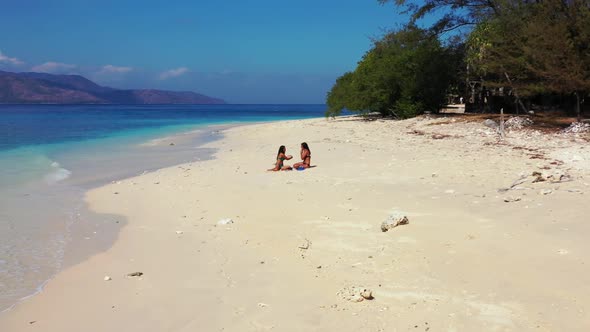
[301,142,310,154]
[276,145,286,159]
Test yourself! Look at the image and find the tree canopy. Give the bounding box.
[327,0,590,119]
[326,26,458,118]
[378,0,498,35]
[465,0,590,118]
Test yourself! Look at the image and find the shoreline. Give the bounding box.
[0,122,242,313]
[1,115,589,331]
[1,117,327,313]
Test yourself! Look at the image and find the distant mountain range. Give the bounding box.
[0,71,225,104]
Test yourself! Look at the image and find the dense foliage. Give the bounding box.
[465,0,590,118]
[327,0,590,119]
[326,26,457,118]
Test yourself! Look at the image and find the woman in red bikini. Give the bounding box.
[268,145,293,171]
[293,142,311,169]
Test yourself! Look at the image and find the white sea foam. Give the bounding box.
[44,161,72,184]
[140,128,205,147]
[0,193,74,312]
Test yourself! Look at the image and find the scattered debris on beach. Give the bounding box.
[532,171,546,183]
[503,196,522,203]
[483,119,499,129]
[381,211,409,232]
[360,289,374,300]
[298,239,311,250]
[539,189,553,195]
[498,174,529,193]
[126,272,143,277]
[409,129,426,135]
[217,218,234,225]
[337,286,375,302]
[431,133,453,139]
[562,122,590,134]
[505,117,533,130]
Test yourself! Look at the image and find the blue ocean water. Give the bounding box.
[0,104,326,151]
[0,104,326,186]
[0,104,326,311]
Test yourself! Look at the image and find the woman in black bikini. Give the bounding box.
[293,142,311,169]
[268,145,293,171]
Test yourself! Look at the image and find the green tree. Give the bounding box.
[325,72,359,117]
[465,4,539,114]
[378,0,499,35]
[522,0,590,120]
[465,0,590,118]
[326,26,456,118]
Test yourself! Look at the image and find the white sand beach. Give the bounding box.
[1,115,589,331]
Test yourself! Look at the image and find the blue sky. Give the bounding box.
[0,0,406,103]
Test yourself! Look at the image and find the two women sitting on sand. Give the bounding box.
[268,142,311,171]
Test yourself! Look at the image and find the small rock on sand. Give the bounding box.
[505,116,533,130]
[337,286,374,302]
[503,196,521,203]
[217,218,234,225]
[532,172,546,183]
[104,276,112,281]
[381,211,409,232]
[483,119,499,129]
[360,289,374,300]
[298,239,311,250]
[127,272,143,277]
[539,189,553,195]
[175,230,184,235]
[562,122,590,134]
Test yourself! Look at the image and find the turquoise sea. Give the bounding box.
[0,104,326,311]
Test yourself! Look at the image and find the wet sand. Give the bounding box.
[0,125,227,311]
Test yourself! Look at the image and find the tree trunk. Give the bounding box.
[504,72,528,114]
[574,92,582,122]
[499,107,505,140]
